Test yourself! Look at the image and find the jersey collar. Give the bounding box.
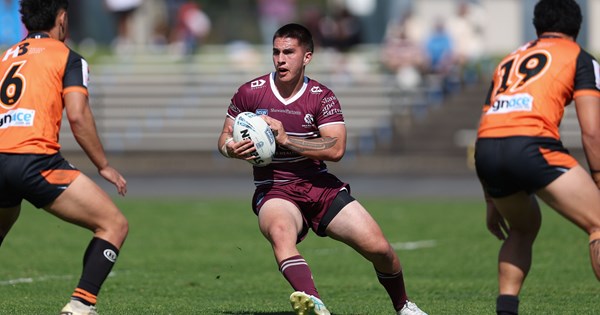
[25,32,51,39]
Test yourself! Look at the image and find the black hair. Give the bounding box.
[19,0,69,32]
[273,23,314,53]
[533,0,581,39]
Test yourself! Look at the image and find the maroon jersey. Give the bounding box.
[228,73,345,186]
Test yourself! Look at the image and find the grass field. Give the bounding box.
[1,196,598,314]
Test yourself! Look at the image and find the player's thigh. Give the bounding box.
[492,192,541,232]
[258,198,304,240]
[43,173,126,233]
[0,206,21,236]
[326,200,388,252]
[536,165,600,233]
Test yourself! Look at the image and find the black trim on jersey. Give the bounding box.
[63,50,87,90]
[574,49,600,92]
[25,32,50,39]
[484,80,494,107]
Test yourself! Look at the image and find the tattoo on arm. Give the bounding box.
[284,136,338,152]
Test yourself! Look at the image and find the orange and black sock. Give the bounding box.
[71,237,119,306]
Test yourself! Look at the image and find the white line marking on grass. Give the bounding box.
[0,271,116,286]
[311,240,437,255]
[390,240,437,250]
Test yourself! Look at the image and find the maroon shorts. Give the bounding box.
[252,172,350,241]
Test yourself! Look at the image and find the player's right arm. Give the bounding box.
[218,115,255,161]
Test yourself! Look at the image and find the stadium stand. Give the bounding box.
[58,45,489,176]
[59,45,419,155]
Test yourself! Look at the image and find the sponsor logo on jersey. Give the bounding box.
[321,98,342,117]
[269,108,301,116]
[103,249,117,262]
[229,103,241,114]
[302,113,315,129]
[488,93,533,114]
[251,79,266,89]
[310,86,323,94]
[0,108,35,128]
[256,109,268,115]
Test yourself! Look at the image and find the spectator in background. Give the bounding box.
[0,0,24,49]
[381,29,427,91]
[424,18,462,97]
[319,5,362,53]
[300,5,324,49]
[104,0,142,52]
[381,10,428,90]
[257,0,297,47]
[171,1,211,56]
[446,1,485,84]
[393,8,427,47]
[424,18,454,76]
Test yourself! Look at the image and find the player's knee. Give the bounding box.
[267,223,295,243]
[101,210,128,244]
[365,240,396,261]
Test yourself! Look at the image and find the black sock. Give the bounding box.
[497,295,519,315]
[72,237,119,305]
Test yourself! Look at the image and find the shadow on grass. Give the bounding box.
[222,312,350,315]
[221,312,294,315]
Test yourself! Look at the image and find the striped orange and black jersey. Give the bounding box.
[0,32,89,154]
[478,36,600,139]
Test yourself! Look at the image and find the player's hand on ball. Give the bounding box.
[231,138,257,161]
[261,115,288,146]
[222,125,256,161]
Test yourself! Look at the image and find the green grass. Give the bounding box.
[1,197,598,314]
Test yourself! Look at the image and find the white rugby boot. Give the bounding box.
[398,300,428,315]
[289,291,331,315]
[59,300,98,315]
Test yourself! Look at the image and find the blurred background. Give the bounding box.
[2,0,598,180]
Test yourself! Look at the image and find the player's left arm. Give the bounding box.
[573,50,600,186]
[65,92,127,195]
[63,51,126,195]
[263,115,346,161]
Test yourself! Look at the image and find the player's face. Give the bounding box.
[272,37,312,84]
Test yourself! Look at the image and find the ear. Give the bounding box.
[303,51,313,66]
[57,9,67,26]
[56,9,68,39]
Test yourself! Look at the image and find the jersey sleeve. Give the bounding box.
[573,49,600,98]
[228,85,252,119]
[62,50,89,96]
[315,89,344,128]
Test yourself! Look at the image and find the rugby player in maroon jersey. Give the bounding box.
[218,23,427,315]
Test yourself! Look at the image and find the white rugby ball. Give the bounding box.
[233,112,276,166]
